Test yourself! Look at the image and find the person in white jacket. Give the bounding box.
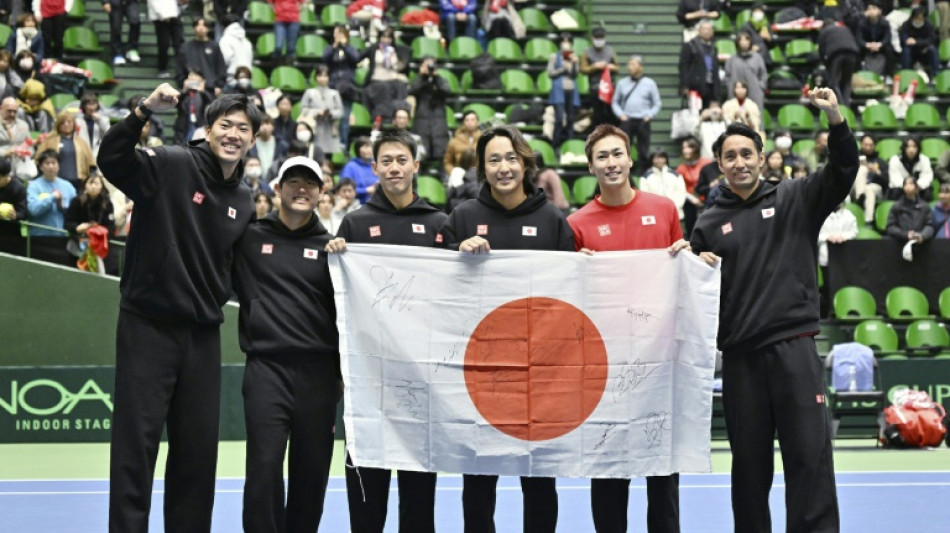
[218,15,253,84]
[817,203,858,266]
[298,65,344,154]
[639,149,687,220]
[887,136,934,201]
[146,0,183,78]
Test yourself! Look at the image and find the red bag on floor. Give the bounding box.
[881,390,947,448]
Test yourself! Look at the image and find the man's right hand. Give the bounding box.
[143,84,180,114]
[325,238,347,253]
[698,251,720,266]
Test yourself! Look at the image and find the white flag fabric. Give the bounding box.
[329,244,721,479]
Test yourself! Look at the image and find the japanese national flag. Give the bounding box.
[329,244,721,478]
[303,248,318,260]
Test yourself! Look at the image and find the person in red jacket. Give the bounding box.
[269,0,304,64]
[675,136,710,237]
[35,0,69,60]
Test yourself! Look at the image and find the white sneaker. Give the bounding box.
[127,50,140,63]
[113,55,126,66]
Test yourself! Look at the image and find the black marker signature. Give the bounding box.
[612,359,658,401]
[370,265,416,312]
[642,411,671,449]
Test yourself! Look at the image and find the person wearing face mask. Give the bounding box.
[294,122,326,163]
[244,156,265,194]
[173,70,214,144]
[299,64,344,155]
[723,31,766,112]
[580,26,620,129]
[218,14,253,84]
[737,4,775,67]
[12,50,37,84]
[5,13,44,65]
[0,50,21,102]
[223,66,264,109]
[547,33,580,150]
[900,7,940,77]
[772,130,804,170]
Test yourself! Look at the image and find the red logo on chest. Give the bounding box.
[369,225,382,237]
[192,192,205,204]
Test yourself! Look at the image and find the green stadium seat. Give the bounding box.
[436,68,460,94]
[556,8,589,32]
[63,27,103,55]
[411,37,447,61]
[506,104,541,133]
[905,319,950,353]
[536,71,552,95]
[462,102,497,123]
[734,9,753,28]
[559,139,587,167]
[299,4,318,27]
[291,101,301,120]
[791,139,814,158]
[448,36,482,62]
[935,70,950,96]
[853,319,899,353]
[488,37,523,63]
[349,102,372,128]
[861,104,898,131]
[247,0,275,25]
[0,24,10,45]
[270,66,307,92]
[766,69,801,98]
[940,38,950,62]
[572,175,598,205]
[940,287,950,319]
[833,286,879,321]
[573,37,591,58]
[561,180,573,205]
[820,105,858,129]
[68,0,85,20]
[712,13,733,34]
[886,286,935,321]
[321,4,347,27]
[524,38,558,64]
[255,32,276,58]
[77,59,114,86]
[251,66,269,89]
[445,106,458,129]
[49,93,78,112]
[416,176,446,206]
[501,70,536,95]
[843,203,865,227]
[874,200,894,232]
[715,39,736,61]
[296,34,328,61]
[777,104,815,131]
[904,103,941,130]
[769,46,785,64]
[528,138,557,167]
[98,94,119,108]
[459,70,502,96]
[519,8,552,33]
[875,138,902,162]
[853,70,888,97]
[349,35,367,52]
[895,69,930,96]
[785,39,818,65]
[855,226,881,239]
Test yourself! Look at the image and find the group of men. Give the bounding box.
[99,82,855,533]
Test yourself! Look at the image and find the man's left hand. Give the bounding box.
[808,87,843,125]
[668,239,691,255]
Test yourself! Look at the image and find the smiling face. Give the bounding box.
[373,141,418,202]
[718,134,764,198]
[483,135,526,203]
[589,134,633,192]
[277,171,322,216]
[204,110,256,173]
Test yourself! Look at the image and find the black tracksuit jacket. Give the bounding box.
[337,189,448,246]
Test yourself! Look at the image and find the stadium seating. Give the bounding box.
[411,37,447,61]
[834,286,880,322]
[524,38,558,63]
[874,201,894,232]
[572,175,598,205]
[501,70,536,95]
[270,66,307,92]
[861,104,898,131]
[416,176,446,206]
[903,103,941,131]
[777,104,815,131]
[519,8,553,33]
[853,319,899,353]
[488,38,524,63]
[905,319,950,354]
[63,27,103,55]
[448,37,482,62]
[843,203,865,227]
[247,1,275,26]
[462,103,497,123]
[321,4,346,27]
[77,59,114,87]
[939,287,950,319]
[819,105,858,130]
[885,286,935,321]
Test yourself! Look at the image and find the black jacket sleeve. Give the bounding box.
[97,112,163,203]
[63,196,82,235]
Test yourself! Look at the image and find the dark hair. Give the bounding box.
[336,177,356,191]
[681,136,701,156]
[253,192,273,211]
[315,64,330,77]
[475,125,537,193]
[205,93,262,135]
[354,136,373,152]
[276,95,293,107]
[0,156,11,176]
[460,110,478,125]
[392,106,411,120]
[296,121,313,135]
[16,13,35,27]
[860,133,876,144]
[560,33,573,44]
[192,17,207,28]
[939,182,950,194]
[649,149,669,165]
[80,173,110,212]
[235,65,252,79]
[222,13,241,26]
[791,160,810,176]
[259,114,273,125]
[37,149,60,166]
[712,122,763,159]
[585,123,631,164]
[79,92,99,110]
[373,129,418,160]
[288,139,309,155]
[459,148,477,170]
[911,6,927,19]
[764,149,784,169]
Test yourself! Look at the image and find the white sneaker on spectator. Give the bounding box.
[113,55,126,66]
[127,50,140,63]
[157,70,171,79]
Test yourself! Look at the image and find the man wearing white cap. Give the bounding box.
[232,156,341,532]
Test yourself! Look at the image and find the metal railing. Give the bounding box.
[7,220,127,273]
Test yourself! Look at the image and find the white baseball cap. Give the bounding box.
[276,156,324,188]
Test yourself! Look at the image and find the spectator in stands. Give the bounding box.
[346,0,386,42]
[612,55,661,175]
[0,50,21,98]
[444,110,481,176]
[677,136,710,235]
[676,0,724,40]
[340,136,377,204]
[333,177,361,215]
[0,156,27,254]
[737,3,775,67]
[817,202,858,266]
[852,134,888,224]
[176,17,227,94]
[135,117,163,149]
[223,66,263,108]
[818,19,860,106]
[273,94,297,144]
[64,172,115,264]
[174,70,214,144]
[679,20,721,108]
[548,33,580,150]
[361,26,409,124]
[270,0,303,65]
[856,1,896,77]
[314,190,339,233]
[936,148,950,186]
[253,191,273,219]
[773,129,805,170]
[888,136,933,201]
[763,149,789,183]
[248,115,288,181]
[324,25,361,148]
[723,31,766,113]
[35,110,94,191]
[408,55,450,163]
[299,65,343,155]
[933,183,950,238]
[11,50,37,88]
[533,153,570,212]
[440,0,477,42]
[481,0,518,41]
[790,160,810,179]
[6,13,43,64]
[147,0,184,79]
[218,14,252,83]
[580,26,620,129]
[695,159,723,208]
[35,0,67,60]
[693,102,727,159]
[0,96,31,178]
[104,0,142,66]
[244,156,264,195]
[26,149,75,235]
[293,121,325,163]
[886,176,934,244]
[75,94,111,157]
[803,130,830,172]
[721,80,765,142]
[640,149,687,222]
[446,147,478,211]
[16,78,53,133]
[900,7,940,78]
[382,106,427,161]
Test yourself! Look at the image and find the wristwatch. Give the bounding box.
[136,98,153,120]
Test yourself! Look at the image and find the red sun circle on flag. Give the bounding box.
[463,297,609,441]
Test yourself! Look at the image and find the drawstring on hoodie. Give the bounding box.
[345,455,368,502]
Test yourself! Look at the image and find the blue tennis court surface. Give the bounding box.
[2,471,949,531]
